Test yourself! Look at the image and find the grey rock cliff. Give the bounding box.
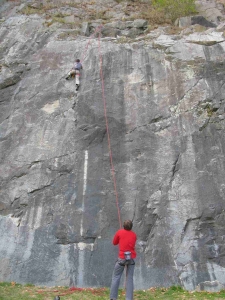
[0,0,225,291]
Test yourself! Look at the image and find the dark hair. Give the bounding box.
[123,220,133,231]
[76,59,80,62]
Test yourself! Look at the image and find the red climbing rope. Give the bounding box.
[81,24,103,63]
[98,32,122,229]
[79,25,122,229]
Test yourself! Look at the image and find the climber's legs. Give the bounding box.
[75,69,80,91]
[66,69,75,80]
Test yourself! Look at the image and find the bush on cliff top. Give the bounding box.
[152,0,197,23]
[120,0,197,24]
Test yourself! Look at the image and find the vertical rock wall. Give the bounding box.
[0,11,225,290]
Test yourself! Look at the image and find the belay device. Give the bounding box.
[124,251,131,261]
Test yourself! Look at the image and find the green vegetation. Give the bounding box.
[1,283,225,300]
[204,104,219,117]
[119,0,197,24]
[138,0,197,24]
[57,30,80,40]
[20,2,78,16]
[19,0,197,26]
[20,5,43,15]
[51,14,66,24]
[88,9,110,21]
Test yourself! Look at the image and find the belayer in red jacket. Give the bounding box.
[110,220,137,300]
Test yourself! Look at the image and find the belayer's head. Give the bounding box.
[123,220,133,231]
[76,59,80,62]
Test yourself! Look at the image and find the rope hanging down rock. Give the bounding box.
[81,25,122,229]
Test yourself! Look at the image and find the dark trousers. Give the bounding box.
[110,259,135,300]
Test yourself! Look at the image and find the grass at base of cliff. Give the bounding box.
[1,283,225,300]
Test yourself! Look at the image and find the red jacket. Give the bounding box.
[112,229,137,259]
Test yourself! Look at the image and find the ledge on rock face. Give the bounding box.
[196,281,225,292]
[28,2,43,10]
[90,20,148,38]
[216,21,225,31]
[133,19,148,29]
[64,15,75,24]
[0,74,21,90]
[81,22,90,36]
[176,15,217,28]
[191,15,217,27]
[195,0,225,23]
[0,201,7,212]
[101,26,120,38]
[185,31,225,45]
[153,34,177,48]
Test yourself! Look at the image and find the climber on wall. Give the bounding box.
[65,59,83,91]
[109,220,137,300]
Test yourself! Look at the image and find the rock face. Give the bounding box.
[195,0,225,23]
[0,0,225,292]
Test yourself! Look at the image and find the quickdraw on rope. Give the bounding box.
[79,25,122,229]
